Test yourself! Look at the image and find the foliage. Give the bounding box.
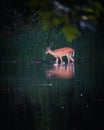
[27,0,104,41]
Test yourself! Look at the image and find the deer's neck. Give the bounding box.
[49,50,56,57]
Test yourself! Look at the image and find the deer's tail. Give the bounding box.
[72,50,75,57]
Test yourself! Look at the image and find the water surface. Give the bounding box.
[0,62,104,130]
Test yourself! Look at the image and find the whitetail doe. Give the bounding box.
[45,47,75,65]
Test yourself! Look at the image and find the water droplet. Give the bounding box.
[61,106,64,109]
[80,93,83,96]
[86,105,88,107]
[49,83,52,86]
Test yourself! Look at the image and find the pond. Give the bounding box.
[0,62,104,130]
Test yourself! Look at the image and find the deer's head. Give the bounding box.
[45,47,51,54]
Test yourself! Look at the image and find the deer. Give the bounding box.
[45,47,75,66]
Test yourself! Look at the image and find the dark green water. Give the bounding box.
[0,62,104,130]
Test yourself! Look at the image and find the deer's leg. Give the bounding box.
[70,54,74,63]
[55,57,58,64]
[53,57,59,67]
[60,57,65,65]
[67,54,70,65]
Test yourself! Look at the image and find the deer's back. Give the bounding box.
[53,47,74,57]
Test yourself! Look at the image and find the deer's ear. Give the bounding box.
[46,46,51,50]
[48,46,51,49]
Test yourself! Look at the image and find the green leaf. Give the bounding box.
[62,26,80,42]
[82,7,94,13]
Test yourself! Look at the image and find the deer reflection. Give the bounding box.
[46,63,74,79]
